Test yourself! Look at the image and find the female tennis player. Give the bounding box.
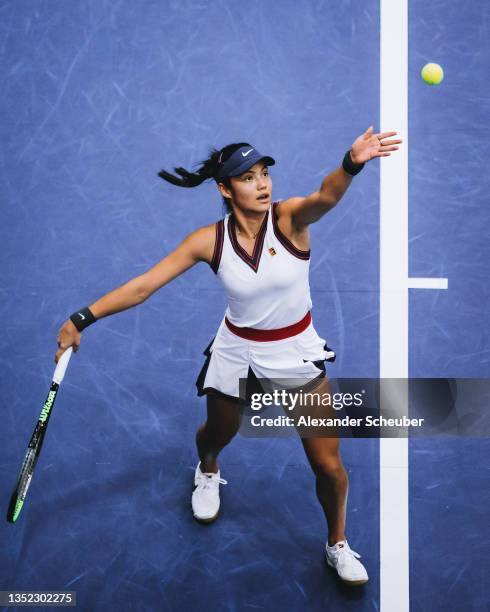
[55,126,401,586]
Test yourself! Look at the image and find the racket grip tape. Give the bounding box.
[53,347,73,384]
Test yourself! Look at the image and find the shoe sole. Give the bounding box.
[193,510,219,524]
[325,556,369,586]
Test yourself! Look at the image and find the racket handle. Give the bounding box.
[53,347,73,384]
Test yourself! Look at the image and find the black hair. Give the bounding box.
[158,142,252,212]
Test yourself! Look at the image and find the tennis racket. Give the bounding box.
[7,347,73,523]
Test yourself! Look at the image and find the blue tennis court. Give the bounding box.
[1,1,488,610]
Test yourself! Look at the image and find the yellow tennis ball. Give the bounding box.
[421,63,444,85]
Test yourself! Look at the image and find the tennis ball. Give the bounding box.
[421,62,444,85]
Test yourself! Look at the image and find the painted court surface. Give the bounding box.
[1,1,488,610]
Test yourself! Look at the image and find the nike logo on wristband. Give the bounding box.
[78,313,86,320]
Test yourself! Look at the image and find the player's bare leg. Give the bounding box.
[195,392,241,473]
[192,392,241,523]
[295,377,348,544]
[291,377,368,584]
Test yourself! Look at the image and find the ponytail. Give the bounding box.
[158,142,252,210]
[157,162,214,188]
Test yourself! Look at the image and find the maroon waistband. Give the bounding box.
[224,311,312,342]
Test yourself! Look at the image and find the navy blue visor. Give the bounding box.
[215,145,275,181]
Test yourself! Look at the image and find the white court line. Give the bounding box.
[408,277,448,289]
[380,1,409,611]
[380,3,449,611]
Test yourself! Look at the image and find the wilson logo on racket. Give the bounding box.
[39,390,57,423]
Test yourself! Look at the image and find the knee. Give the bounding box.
[312,456,346,481]
[201,420,239,448]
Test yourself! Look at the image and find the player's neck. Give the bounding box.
[231,207,268,240]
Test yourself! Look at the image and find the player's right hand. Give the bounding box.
[55,319,81,363]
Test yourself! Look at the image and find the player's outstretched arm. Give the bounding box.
[55,225,215,362]
[279,126,402,228]
[116,224,215,306]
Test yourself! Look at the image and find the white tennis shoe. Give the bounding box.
[325,540,369,585]
[191,462,228,523]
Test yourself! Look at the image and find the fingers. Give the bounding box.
[375,130,399,139]
[55,343,68,363]
[363,126,374,138]
[379,138,403,145]
[377,134,402,154]
[55,320,82,363]
[366,127,402,141]
[55,342,79,363]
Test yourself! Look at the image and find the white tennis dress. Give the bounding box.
[196,201,335,401]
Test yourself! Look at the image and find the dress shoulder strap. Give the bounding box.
[210,218,225,274]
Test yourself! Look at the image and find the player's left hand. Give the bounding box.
[350,126,402,164]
